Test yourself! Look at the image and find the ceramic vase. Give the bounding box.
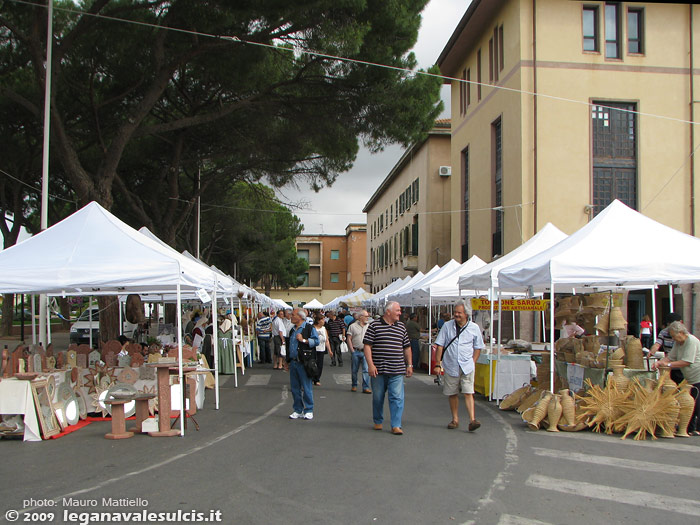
[546,394,563,431]
[676,384,695,437]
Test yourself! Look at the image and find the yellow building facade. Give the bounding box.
[439,0,700,330]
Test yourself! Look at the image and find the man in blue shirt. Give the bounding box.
[287,308,320,420]
[434,300,484,432]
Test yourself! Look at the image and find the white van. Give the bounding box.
[69,306,138,346]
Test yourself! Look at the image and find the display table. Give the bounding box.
[475,353,532,400]
[103,399,133,440]
[0,379,41,441]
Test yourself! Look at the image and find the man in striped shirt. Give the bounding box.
[363,301,412,435]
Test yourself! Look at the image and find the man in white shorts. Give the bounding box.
[433,300,484,431]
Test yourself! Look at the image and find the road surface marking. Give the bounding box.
[526,474,700,516]
[496,515,553,525]
[535,428,700,453]
[532,447,700,479]
[10,386,289,520]
[245,374,271,386]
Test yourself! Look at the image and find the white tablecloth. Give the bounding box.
[0,379,42,441]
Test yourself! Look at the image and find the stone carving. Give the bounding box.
[104,351,117,367]
[76,353,87,368]
[130,353,144,367]
[117,354,132,368]
[67,350,77,368]
[139,365,155,381]
[117,367,138,385]
[88,350,101,367]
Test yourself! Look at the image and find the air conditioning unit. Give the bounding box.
[438,166,452,177]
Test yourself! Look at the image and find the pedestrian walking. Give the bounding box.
[347,311,371,393]
[256,311,272,364]
[326,310,346,367]
[405,312,422,370]
[433,300,484,432]
[287,308,319,420]
[271,309,287,370]
[363,301,412,435]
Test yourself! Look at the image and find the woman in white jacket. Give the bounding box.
[312,312,333,386]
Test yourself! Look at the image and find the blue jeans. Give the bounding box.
[289,360,314,414]
[351,351,370,390]
[371,374,404,428]
[410,339,421,369]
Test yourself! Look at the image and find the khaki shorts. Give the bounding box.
[442,369,475,395]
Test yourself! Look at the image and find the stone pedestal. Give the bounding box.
[104,399,134,440]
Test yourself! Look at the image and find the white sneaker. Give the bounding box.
[289,412,303,419]
[303,412,314,420]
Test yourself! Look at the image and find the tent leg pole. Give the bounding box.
[177,284,184,437]
[496,290,503,403]
[549,283,555,394]
[668,283,674,313]
[232,295,238,388]
[213,283,219,410]
[489,287,494,401]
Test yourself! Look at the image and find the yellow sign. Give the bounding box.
[470,298,550,311]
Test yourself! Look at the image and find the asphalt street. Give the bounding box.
[1,351,700,525]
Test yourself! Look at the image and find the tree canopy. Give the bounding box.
[1,0,443,246]
[199,182,308,295]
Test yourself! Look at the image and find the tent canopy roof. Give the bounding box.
[0,202,218,295]
[499,200,700,291]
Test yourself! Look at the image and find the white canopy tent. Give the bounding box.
[339,288,373,308]
[396,256,486,306]
[390,260,462,306]
[364,276,410,309]
[304,298,324,310]
[0,202,223,435]
[498,200,700,392]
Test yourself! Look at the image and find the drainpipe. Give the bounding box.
[691,4,696,236]
[532,0,538,234]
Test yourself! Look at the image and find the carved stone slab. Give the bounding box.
[117,354,132,368]
[46,356,56,371]
[31,353,42,373]
[130,353,144,367]
[67,350,77,368]
[88,350,101,367]
[104,351,117,367]
[147,353,160,364]
[102,340,121,358]
[76,353,87,368]
[117,367,138,385]
[138,365,155,381]
[76,344,92,356]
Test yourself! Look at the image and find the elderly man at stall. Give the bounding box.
[653,321,700,436]
[433,300,485,432]
[286,308,319,420]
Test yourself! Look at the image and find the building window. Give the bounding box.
[395,199,398,220]
[403,225,410,255]
[413,178,419,204]
[498,25,504,71]
[461,146,470,262]
[627,8,643,54]
[477,48,482,101]
[405,187,412,211]
[489,37,494,83]
[330,249,339,260]
[492,26,499,82]
[583,5,599,52]
[301,273,309,287]
[297,249,309,262]
[411,215,418,256]
[379,214,383,232]
[394,233,398,261]
[330,273,339,283]
[460,68,467,115]
[605,3,620,59]
[466,68,471,107]
[592,102,637,214]
[390,204,393,224]
[492,117,503,258]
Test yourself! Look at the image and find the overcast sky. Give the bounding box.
[275,0,467,235]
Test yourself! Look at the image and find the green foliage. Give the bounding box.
[1,0,442,241]
[200,182,308,294]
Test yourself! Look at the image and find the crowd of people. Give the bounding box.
[250,301,484,435]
